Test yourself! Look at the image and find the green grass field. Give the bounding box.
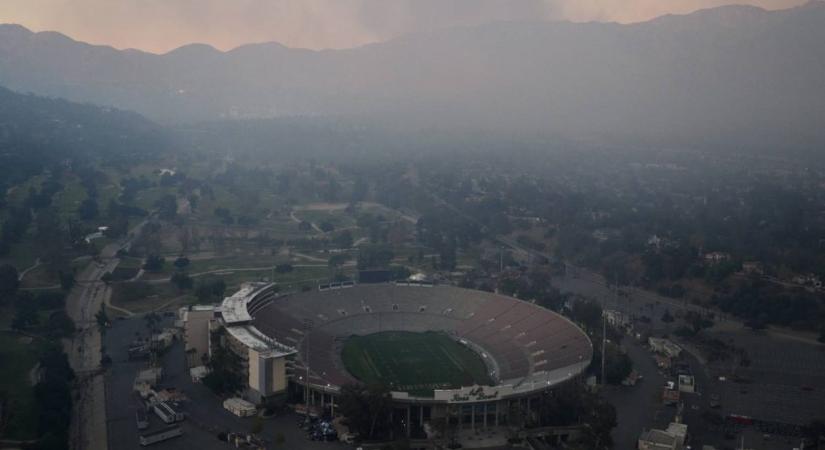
[341,331,492,397]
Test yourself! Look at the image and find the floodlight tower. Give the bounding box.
[303,318,314,421]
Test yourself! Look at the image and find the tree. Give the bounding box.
[803,420,825,449]
[334,230,354,249]
[661,310,675,323]
[357,245,394,270]
[203,329,244,395]
[251,416,263,434]
[683,310,714,335]
[569,300,603,333]
[298,221,312,232]
[12,299,39,329]
[338,383,393,441]
[171,272,194,291]
[143,254,166,272]
[0,264,20,301]
[577,396,617,450]
[95,305,109,335]
[155,194,178,220]
[33,345,74,450]
[214,208,233,225]
[144,312,161,333]
[77,197,99,220]
[439,240,457,271]
[195,277,226,303]
[328,254,350,272]
[58,271,75,291]
[319,221,335,233]
[275,264,293,274]
[173,256,190,270]
[45,311,76,339]
[599,343,633,385]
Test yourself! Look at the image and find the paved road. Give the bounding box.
[65,258,118,450]
[602,340,671,449]
[66,218,151,450]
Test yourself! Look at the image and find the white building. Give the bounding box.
[182,284,297,404]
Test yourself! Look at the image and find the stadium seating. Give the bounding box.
[251,284,592,391]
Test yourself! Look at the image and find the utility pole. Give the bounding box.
[601,310,606,385]
[303,318,314,423]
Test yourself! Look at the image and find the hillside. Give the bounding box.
[0,85,168,185]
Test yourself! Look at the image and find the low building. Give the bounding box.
[152,329,177,350]
[133,367,163,395]
[223,397,257,417]
[649,337,682,358]
[604,309,631,328]
[678,375,695,393]
[638,422,687,450]
[741,261,763,275]
[792,273,823,289]
[654,354,672,369]
[666,422,687,446]
[703,252,731,265]
[638,429,681,450]
[189,365,208,383]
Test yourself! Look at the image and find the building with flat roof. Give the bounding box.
[638,422,687,450]
[182,284,297,403]
[181,305,219,366]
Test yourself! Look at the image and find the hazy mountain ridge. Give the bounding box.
[1,2,823,150]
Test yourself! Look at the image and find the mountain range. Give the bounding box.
[1,2,824,150]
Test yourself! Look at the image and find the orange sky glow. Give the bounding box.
[0,0,808,53]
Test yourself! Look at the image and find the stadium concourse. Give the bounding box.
[184,282,592,438]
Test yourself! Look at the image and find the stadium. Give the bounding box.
[188,282,592,437]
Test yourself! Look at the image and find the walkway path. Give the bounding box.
[17,258,41,281]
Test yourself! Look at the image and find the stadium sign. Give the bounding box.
[437,385,503,403]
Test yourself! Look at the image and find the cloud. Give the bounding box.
[0,0,807,52]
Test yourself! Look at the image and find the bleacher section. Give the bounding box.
[251,284,592,394]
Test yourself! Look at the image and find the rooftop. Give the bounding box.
[220,283,267,324]
[225,325,297,358]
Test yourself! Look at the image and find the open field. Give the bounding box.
[341,331,492,396]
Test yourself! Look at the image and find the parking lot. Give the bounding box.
[104,316,348,450]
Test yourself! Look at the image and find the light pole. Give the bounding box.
[303,318,314,423]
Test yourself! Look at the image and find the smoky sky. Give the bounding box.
[0,0,807,52]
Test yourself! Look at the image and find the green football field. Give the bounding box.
[341,331,493,396]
